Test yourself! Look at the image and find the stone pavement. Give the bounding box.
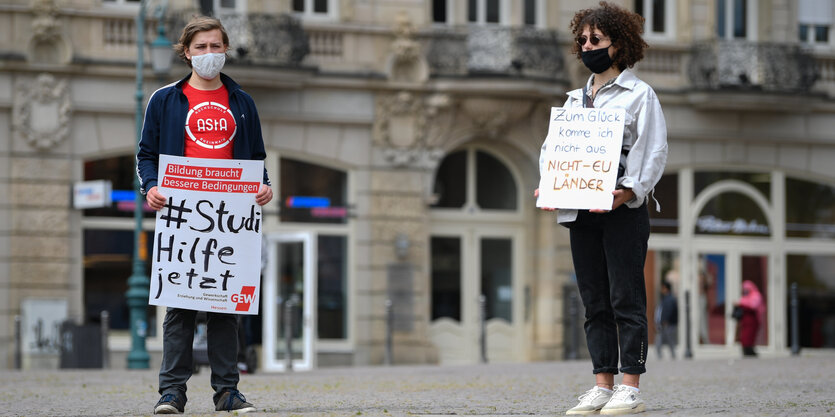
[2,353,834,416]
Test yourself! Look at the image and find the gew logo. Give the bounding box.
[232,286,257,312]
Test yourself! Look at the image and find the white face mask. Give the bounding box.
[190,52,225,80]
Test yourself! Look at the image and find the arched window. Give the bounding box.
[695,191,770,237]
[694,171,770,200]
[432,150,467,209]
[431,148,518,212]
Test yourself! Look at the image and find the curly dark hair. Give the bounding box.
[569,1,648,71]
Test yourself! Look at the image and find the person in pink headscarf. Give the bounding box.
[735,280,766,356]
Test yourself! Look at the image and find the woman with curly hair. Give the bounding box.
[537,2,668,415]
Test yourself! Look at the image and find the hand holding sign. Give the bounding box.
[537,107,625,211]
[146,186,167,211]
[149,155,264,315]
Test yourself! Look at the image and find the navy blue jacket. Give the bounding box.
[660,293,678,326]
[136,72,270,194]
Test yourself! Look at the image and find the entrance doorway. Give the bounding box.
[694,245,770,355]
[262,232,316,371]
[428,226,523,363]
[428,146,527,363]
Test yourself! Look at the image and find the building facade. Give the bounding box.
[1,0,834,370]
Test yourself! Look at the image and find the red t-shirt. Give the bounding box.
[183,83,236,159]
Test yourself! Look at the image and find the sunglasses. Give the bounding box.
[576,34,607,46]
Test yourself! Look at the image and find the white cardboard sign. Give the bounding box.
[149,155,263,315]
[536,107,625,211]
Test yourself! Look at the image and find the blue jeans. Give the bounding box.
[568,203,649,375]
[158,308,240,404]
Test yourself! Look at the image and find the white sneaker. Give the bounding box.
[600,385,645,415]
[566,386,613,415]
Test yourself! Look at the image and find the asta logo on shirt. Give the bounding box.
[185,101,237,149]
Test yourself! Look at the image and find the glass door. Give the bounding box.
[697,253,727,346]
[428,231,473,364]
[477,231,521,362]
[740,254,768,347]
[262,232,316,371]
[694,247,770,355]
[428,226,522,363]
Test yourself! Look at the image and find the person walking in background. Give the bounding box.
[655,281,678,359]
[535,2,668,415]
[734,280,765,357]
[136,15,273,414]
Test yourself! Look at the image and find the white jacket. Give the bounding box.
[540,69,668,223]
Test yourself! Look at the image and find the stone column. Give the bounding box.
[6,73,80,369]
[357,89,443,365]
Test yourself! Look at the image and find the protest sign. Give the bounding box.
[149,155,264,315]
[537,107,625,210]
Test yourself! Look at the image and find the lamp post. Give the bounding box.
[126,0,172,369]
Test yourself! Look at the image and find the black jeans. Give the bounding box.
[568,203,649,375]
[158,308,240,404]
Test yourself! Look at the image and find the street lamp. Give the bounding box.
[126,0,173,369]
[151,4,174,79]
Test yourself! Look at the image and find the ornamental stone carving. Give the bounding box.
[31,0,60,42]
[13,73,72,150]
[29,0,71,64]
[689,40,817,93]
[386,12,428,83]
[426,26,563,79]
[460,97,533,139]
[373,91,444,167]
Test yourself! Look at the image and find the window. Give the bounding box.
[646,250,680,346]
[318,235,347,339]
[433,0,449,24]
[649,173,679,234]
[432,150,467,209]
[695,192,770,236]
[199,0,246,17]
[476,151,517,210]
[787,254,835,348]
[694,171,770,200]
[431,148,519,212]
[741,255,768,346]
[292,0,338,20]
[717,0,756,40]
[698,253,726,345]
[815,25,830,43]
[84,229,155,336]
[431,237,462,321]
[468,0,505,25]
[81,154,160,347]
[523,0,543,27]
[524,0,536,25]
[83,156,154,219]
[693,171,772,237]
[279,158,348,224]
[799,0,832,44]
[214,0,245,15]
[481,238,512,321]
[785,177,835,239]
[635,0,675,39]
[277,157,351,343]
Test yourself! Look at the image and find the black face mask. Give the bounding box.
[581,46,614,74]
